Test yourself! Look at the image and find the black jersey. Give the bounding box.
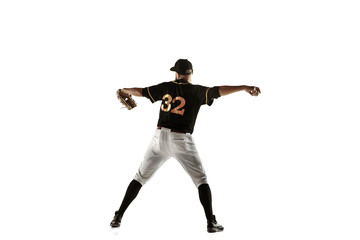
[142,79,220,134]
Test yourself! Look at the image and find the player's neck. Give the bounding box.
[176,78,191,84]
[175,73,192,83]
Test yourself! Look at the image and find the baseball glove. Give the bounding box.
[117,89,137,110]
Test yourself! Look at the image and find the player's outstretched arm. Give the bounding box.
[117,88,143,97]
[218,85,261,97]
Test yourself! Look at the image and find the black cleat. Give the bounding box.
[207,215,224,233]
[110,211,122,228]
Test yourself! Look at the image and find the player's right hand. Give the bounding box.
[245,86,261,96]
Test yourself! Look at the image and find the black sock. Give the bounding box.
[117,180,142,218]
[198,183,213,221]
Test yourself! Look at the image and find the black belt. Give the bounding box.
[157,126,187,134]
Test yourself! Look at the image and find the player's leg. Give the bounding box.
[198,183,213,221]
[110,179,142,227]
[171,133,224,232]
[198,183,224,233]
[134,129,171,185]
[110,129,170,228]
[170,133,207,186]
[111,158,169,228]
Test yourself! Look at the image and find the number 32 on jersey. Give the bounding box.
[161,94,186,116]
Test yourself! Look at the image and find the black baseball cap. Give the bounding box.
[170,59,193,75]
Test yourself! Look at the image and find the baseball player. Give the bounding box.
[110,59,261,233]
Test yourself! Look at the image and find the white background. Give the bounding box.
[1,0,359,239]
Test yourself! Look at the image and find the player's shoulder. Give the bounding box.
[150,81,171,88]
[191,83,207,88]
[189,84,209,92]
[170,80,207,88]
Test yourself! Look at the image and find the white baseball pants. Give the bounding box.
[134,127,208,188]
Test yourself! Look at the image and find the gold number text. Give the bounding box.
[160,94,186,115]
[161,94,172,112]
[171,97,186,115]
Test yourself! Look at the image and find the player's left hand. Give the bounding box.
[245,86,261,96]
[117,89,137,110]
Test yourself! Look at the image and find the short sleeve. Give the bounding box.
[142,82,168,103]
[197,86,221,106]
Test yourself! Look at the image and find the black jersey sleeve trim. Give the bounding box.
[205,87,220,106]
[147,87,156,103]
[205,88,210,105]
